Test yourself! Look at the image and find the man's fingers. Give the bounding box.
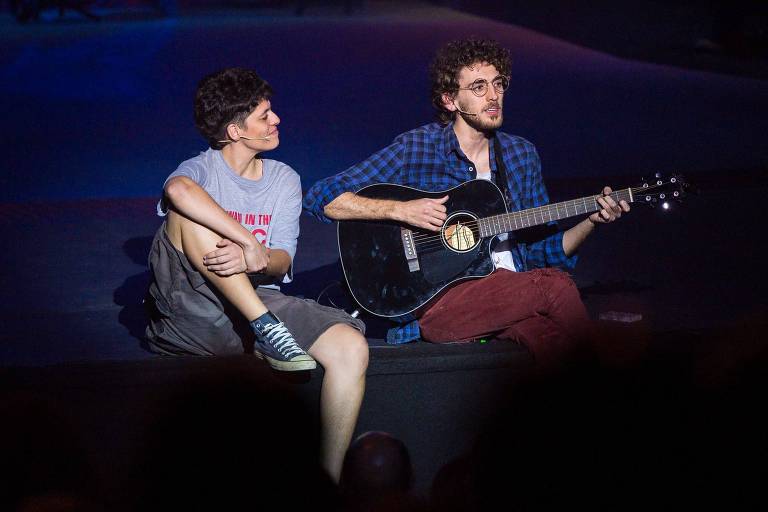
[598,195,615,208]
[603,186,625,215]
[600,187,619,212]
[422,202,447,215]
[590,186,631,225]
[402,196,452,231]
[597,197,618,219]
[429,196,449,213]
[427,209,447,226]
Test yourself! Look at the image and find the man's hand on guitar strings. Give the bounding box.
[393,195,449,232]
[589,186,630,226]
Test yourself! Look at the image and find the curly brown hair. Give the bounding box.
[194,68,273,149]
[429,38,511,125]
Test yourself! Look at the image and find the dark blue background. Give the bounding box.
[1,3,766,202]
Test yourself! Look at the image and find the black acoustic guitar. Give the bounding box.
[337,175,688,318]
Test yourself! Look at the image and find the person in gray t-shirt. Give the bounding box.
[145,68,368,483]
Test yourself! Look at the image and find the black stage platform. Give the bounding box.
[1,338,533,502]
[4,323,768,509]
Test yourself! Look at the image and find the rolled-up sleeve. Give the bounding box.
[303,142,404,223]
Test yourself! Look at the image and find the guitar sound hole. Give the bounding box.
[442,212,480,253]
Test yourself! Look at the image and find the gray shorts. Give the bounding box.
[145,224,365,356]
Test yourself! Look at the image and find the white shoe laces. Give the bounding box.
[263,321,305,358]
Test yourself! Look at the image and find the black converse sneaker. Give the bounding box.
[251,311,316,371]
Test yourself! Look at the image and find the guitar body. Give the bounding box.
[337,174,687,317]
[337,180,507,317]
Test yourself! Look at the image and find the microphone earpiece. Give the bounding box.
[453,101,478,116]
[217,134,272,144]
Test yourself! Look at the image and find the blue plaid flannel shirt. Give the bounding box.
[303,122,578,344]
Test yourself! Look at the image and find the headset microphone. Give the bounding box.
[453,101,478,116]
[217,134,272,144]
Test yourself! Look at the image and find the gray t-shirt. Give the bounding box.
[158,148,302,284]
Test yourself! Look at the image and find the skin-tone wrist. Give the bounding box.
[245,247,270,274]
[563,218,596,257]
[384,200,401,222]
[238,237,259,252]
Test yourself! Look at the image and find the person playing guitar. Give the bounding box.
[304,38,630,369]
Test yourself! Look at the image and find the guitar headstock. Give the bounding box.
[634,173,690,209]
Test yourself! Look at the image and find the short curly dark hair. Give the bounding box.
[429,38,511,125]
[194,68,273,149]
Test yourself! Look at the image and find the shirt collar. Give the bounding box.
[438,121,460,157]
[439,121,499,171]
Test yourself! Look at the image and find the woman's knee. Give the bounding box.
[339,328,370,374]
[314,325,369,375]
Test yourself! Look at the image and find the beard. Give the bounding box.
[456,100,503,132]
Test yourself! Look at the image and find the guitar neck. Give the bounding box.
[478,188,633,237]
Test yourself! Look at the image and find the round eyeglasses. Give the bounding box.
[457,75,510,97]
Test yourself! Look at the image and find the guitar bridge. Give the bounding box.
[401,228,420,272]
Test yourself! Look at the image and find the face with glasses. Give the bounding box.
[445,62,509,132]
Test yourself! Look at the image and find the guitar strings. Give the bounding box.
[407,184,666,248]
[409,192,604,246]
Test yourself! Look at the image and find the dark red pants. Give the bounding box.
[419,268,590,367]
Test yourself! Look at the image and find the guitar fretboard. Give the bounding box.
[478,188,633,237]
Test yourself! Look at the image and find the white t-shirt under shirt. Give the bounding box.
[157,148,303,284]
[476,170,517,272]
